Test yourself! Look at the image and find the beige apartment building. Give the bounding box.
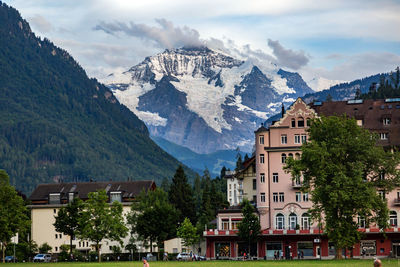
[29,181,156,254]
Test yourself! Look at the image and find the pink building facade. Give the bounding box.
[204,98,400,260]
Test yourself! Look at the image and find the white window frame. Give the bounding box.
[260,154,265,164]
[259,135,265,144]
[276,214,285,230]
[281,134,287,144]
[261,193,266,203]
[289,214,297,230]
[279,192,284,202]
[260,173,265,183]
[380,133,388,140]
[296,192,301,202]
[273,193,278,202]
[294,134,301,144]
[301,134,307,144]
[301,214,310,230]
[303,193,309,202]
[272,173,278,183]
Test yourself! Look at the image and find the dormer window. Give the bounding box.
[68,192,74,202]
[49,193,61,204]
[110,191,122,203]
[291,119,296,128]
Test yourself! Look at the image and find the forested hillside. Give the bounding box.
[0,2,195,194]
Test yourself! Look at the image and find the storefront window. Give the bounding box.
[215,242,230,258]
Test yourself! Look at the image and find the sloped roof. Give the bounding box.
[29,180,155,202]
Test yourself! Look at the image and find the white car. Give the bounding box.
[33,254,52,262]
[176,253,191,261]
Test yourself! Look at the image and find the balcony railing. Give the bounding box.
[292,181,302,189]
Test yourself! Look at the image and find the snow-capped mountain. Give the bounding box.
[104,47,314,154]
[307,76,347,92]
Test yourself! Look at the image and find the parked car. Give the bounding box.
[194,254,206,261]
[33,254,52,262]
[4,256,17,263]
[176,252,191,261]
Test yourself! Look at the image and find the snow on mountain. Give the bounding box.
[104,47,314,153]
[307,76,346,92]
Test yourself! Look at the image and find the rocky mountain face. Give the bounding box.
[105,47,315,154]
[0,2,196,193]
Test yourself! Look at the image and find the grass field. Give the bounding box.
[1,260,400,267]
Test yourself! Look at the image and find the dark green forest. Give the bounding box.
[359,67,400,100]
[0,2,195,194]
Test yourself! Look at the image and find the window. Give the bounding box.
[306,118,311,127]
[55,247,58,252]
[298,118,304,127]
[110,192,122,203]
[221,220,229,230]
[301,134,307,144]
[390,211,397,226]
[68,192,74,203]
[272,173,278,183]
[301,213,310,230]
[260,173,265,183]
[229,191,232,197]
[288,153,293,158]
[252,179,256,190]
[380,133,388,140]
[55,234,58,239]
[49,193,61,204]
[234,184,236,189]
[60,234,62,238]
[260,154,265,164]
[252,195,257,204]
[276,214,285,229]
[261,193,266,203]
[383,118,391,125]
[296,192,301,202]
[357,120,363,126]
[379,171,385,180]
[294,134,301,144]
[273,193,278,202]
[303,193,309,202]
[279,192,284,202]
[289,213,297,230]
[294,174,301,187]
[281,134,287,144]
[291,119,296,128]
[281,153,287,164]
[53,209,56,214]
[259,135,264,144]
[229,184,231,189]
[231,220,241,230]
[358,216,366,228]
[295,153,301,160]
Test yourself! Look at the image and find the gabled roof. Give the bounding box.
[272,98,316,127]
[29,180,156,202]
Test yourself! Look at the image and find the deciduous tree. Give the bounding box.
[78,190,128,262]
[128,188,178,254]
[177,218,199,252]
[237,199,261,257]
[53,197,84,258]
[0,170,29,263]
[285,116,400,259]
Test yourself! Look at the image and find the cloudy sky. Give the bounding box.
[4,0,400,83]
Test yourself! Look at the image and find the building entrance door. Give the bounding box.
[285,246,290,259]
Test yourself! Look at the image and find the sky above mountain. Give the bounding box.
[4,0,400,84]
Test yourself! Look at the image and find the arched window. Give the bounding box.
[295,153,301,160]
[297,117,304,127]
[291,118,296,128]
[289,213,298,230]
[288,153,293,158]
[281,153,287,164]
[276,213,285,230]
[390,211,398,226]
[301,213,310,230]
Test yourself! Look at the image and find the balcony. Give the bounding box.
[394,198,400,206]
[292,181,302,189]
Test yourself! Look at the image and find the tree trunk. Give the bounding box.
[70,236,73,260]
[97,243,101,262]
[335,247,342,259]
[2,243,6,264]
[150,238,153,253]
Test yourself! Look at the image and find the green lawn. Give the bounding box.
[2,260,400,267]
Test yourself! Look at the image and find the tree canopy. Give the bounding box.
[0,170,29,263]
[285,115,400,258]
[128,188,178,253]
[237,199,261,257]
[77,190,128,262]
[177,218,199,250]
[53,197,84,257]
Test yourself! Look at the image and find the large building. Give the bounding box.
[29,180,156,254]
[205,98,400,260]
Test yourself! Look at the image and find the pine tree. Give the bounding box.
[169,166,196,224]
